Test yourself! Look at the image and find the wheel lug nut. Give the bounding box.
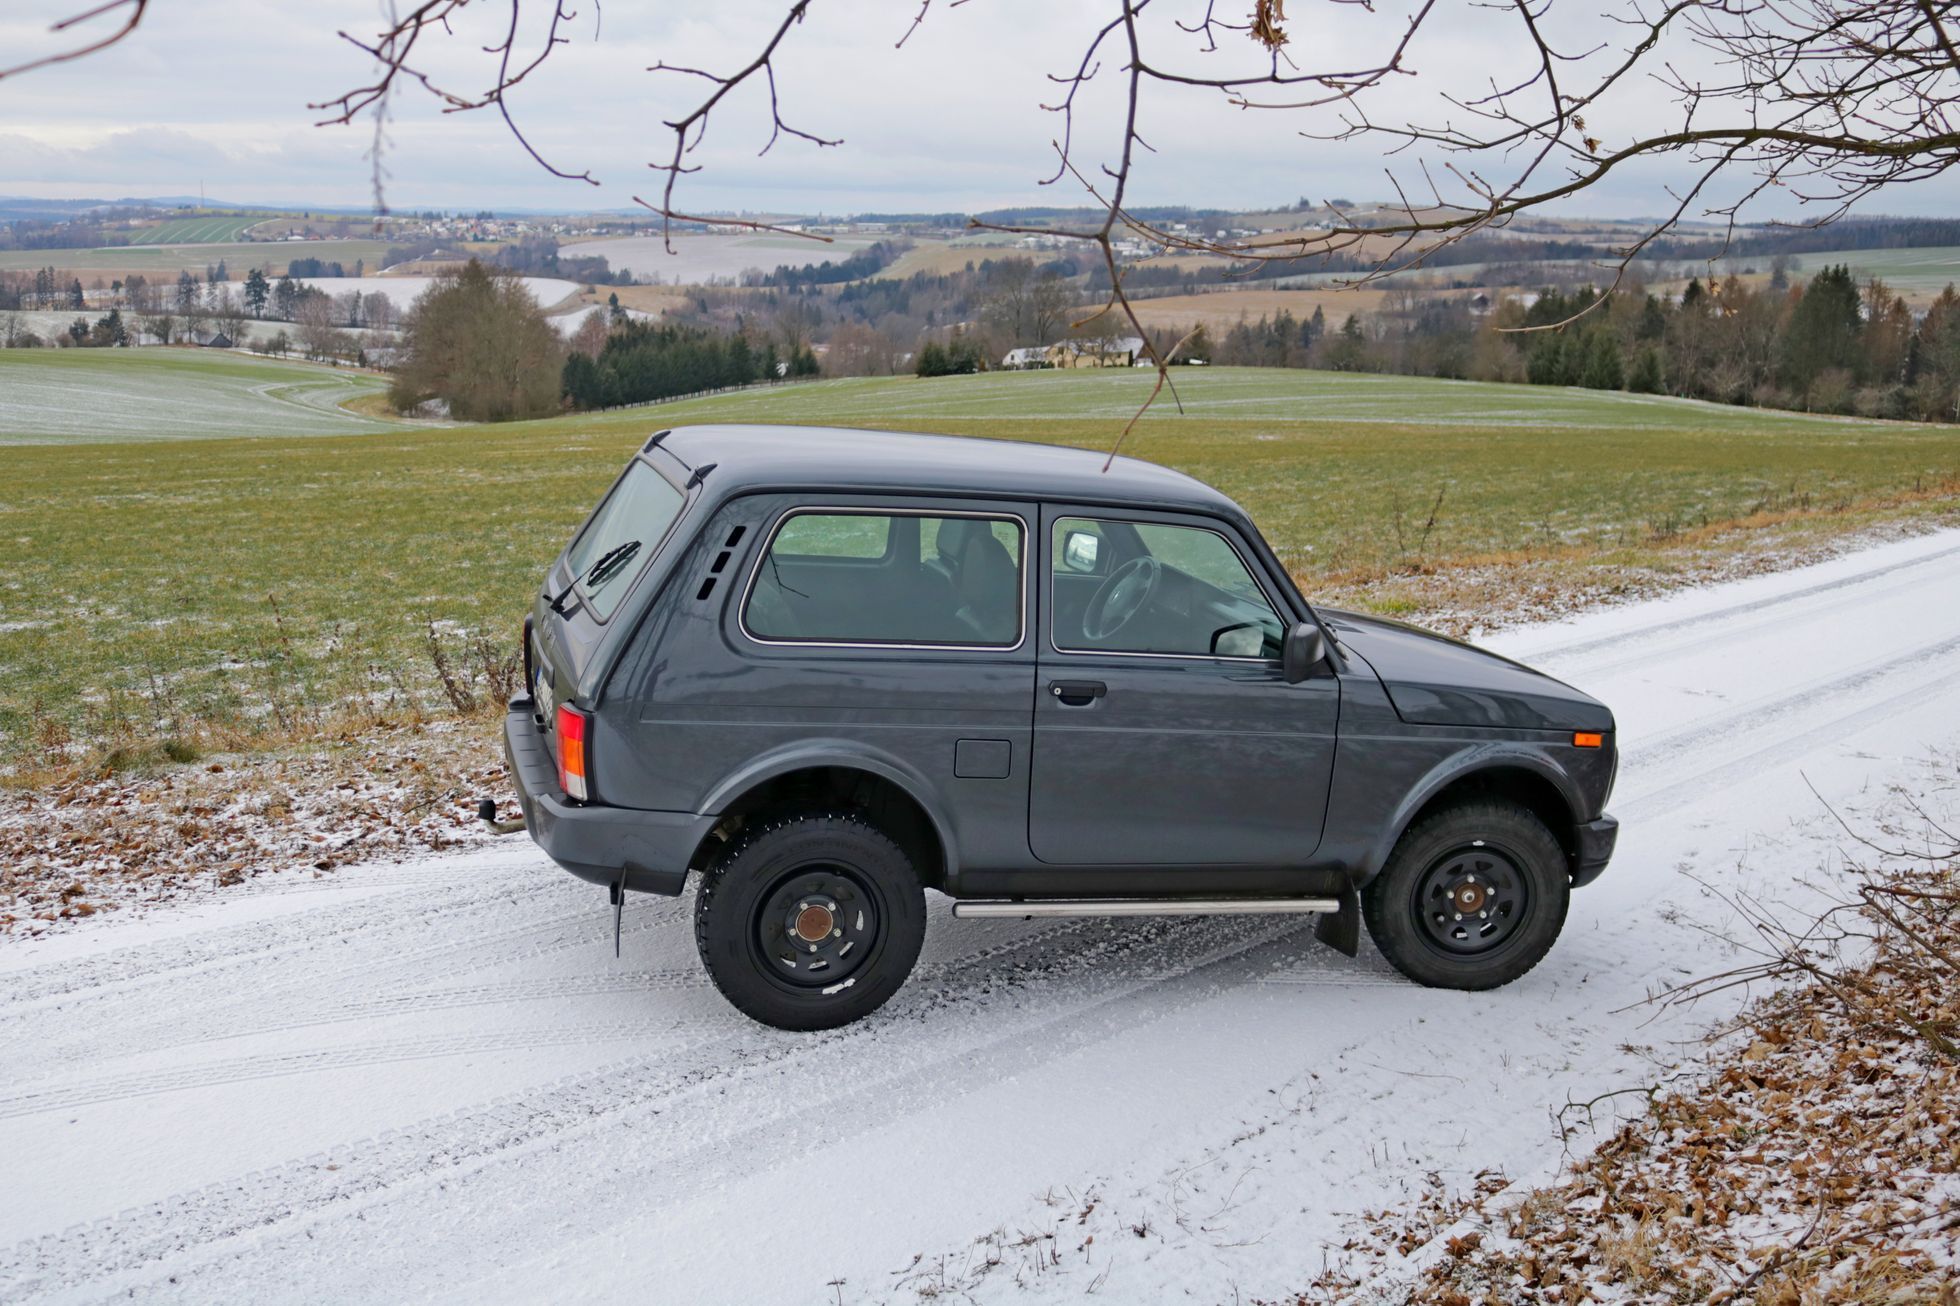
[1453,912,1463,921]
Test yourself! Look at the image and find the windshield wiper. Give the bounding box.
[548,539,641,615]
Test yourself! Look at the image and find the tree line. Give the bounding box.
[1178,265,1960,422]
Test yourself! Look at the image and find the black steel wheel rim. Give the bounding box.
[752,863,882,990]
[1411,842,1530,958]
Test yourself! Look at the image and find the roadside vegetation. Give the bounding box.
[1319,809,1960,1303]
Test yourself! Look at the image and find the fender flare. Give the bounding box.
[1355,742,1586,884]
[697,737,961,878]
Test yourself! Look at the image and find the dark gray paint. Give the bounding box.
[506,424,1619,905]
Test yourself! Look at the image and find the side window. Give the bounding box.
[1052,516,1283,659]
[768,512,893,560]
[746,511,1024,647]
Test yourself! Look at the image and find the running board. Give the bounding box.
[950,897,1340,919]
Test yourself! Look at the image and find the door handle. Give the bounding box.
[1049,680,1106,706]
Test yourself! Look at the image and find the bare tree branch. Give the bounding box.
[0,0,150,82]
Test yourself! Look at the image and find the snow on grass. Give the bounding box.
[0,349,395,443]
[217,275,583,316]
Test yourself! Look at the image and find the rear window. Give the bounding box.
[565,459,684,621]
[745,510,1024,647]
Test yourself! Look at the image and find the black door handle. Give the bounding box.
[1049,680,1106,706]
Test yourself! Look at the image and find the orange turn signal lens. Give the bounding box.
[1572,731,1603,749]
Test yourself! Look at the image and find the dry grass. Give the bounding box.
[549,283,695,319]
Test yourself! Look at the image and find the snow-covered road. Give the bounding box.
[8,530,1960,1304]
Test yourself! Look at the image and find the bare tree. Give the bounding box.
[568,307,609,359]
[210,287,250,346]
[10,0,1960,446]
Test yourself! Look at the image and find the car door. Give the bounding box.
[1029,506,1339,866]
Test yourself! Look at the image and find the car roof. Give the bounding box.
[651,424,1243,517]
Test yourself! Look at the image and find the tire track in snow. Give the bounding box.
[1613,629,1960,816]
[1529,544,1960,681]
[1518,538,1960,666]
[0,915,1299,1301]
[0,913,1102,1096]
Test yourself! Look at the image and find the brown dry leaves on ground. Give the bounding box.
[1301,838,1960,1305]
[0,720,511,933]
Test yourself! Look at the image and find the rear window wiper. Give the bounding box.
[548,539,641,615]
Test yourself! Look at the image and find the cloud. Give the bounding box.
[0,0,1956,221]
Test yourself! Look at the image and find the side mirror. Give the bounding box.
[1282,622,1326,683]
[1061,529,1102,574]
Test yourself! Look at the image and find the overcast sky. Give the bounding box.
[3,0,1956,222]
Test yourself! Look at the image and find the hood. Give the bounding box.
[1322,608,1613,733]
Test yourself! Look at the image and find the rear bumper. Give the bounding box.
[1570,814,1619,888]
[503,696,710,896]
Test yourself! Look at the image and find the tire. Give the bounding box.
[1361,798,1570,990]
[693,811,926,1031]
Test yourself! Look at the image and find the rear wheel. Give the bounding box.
[1361,799,1569,990]
[694,812,926,1030]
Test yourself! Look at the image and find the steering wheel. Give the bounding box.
[1083,556,1161,642]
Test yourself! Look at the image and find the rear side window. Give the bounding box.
[745,510,1024,647]
[566,459,684,621]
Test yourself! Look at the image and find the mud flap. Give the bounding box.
[609,873,625,959]
[1314,884,1360,957]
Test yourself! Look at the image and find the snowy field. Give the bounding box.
[222,275,583,316]
[5,530,1960,1302]
[567,230,880,283]
[0,350,393,443]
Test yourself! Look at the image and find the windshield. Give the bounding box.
[564,459,683,620]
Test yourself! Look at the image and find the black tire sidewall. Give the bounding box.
[695,814,926,1031]
[1362,800,1570,991]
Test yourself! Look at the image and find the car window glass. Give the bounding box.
[1053,516,1282,658]
[565,459,684,621]
[769,512,893,559]
[748,511,1023,646]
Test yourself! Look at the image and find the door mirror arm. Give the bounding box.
[1281,622,1326,683]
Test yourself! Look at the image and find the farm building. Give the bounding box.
[1000,346,1048,370]
[1047,336,1145,368]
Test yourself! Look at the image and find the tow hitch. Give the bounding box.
[477,798,526,835]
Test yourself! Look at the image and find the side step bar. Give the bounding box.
[951,897,1340,920]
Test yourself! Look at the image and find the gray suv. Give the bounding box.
[504,425,1617,1029]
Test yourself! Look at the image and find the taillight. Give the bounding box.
[556,704,589,801]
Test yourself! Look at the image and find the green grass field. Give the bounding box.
[0,238,394,276]
[128,214,273,245]
[2,362,1958,773]
[1788,247,1960,301]
[0,350,397,444]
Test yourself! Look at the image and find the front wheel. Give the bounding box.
[1361,799,1570,990]
[694,812,926,1030]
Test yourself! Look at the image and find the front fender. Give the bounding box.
[1356,741,1587,884]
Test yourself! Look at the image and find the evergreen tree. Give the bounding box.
[176,270,198,314]
[68,279,85,310]
[916,340,949,376]
[1628,346,1665,394]
[1581,332,1625,389]
[244,268,270,318]
[1779,264,1863,390]
[1526,335,1566,385]
[1637,295,1667,340]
